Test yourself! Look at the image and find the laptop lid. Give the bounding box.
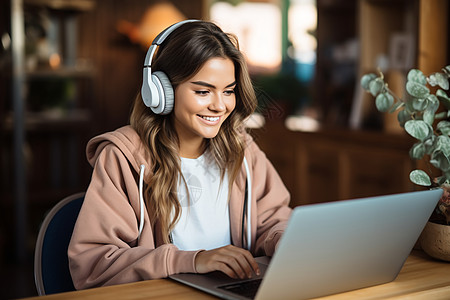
[256,189,442,300]
[170,189,442,300]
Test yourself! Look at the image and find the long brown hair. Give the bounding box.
[130,21,257,243]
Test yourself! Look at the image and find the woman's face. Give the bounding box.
[173,57,236,153]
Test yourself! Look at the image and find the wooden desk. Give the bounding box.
[24,251,449,300]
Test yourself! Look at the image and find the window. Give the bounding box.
[210,0,317,82]
[210,1,281,72]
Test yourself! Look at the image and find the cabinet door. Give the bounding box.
[296,141,340,205]
[342,146,414,200]
[251,127,297,206]
[294,131,414,205]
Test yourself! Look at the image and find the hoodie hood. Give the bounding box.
[86,125,149,174]
[87,125,150,241]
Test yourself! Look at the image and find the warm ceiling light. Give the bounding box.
[49,53,61,69]
[117,2,186,48]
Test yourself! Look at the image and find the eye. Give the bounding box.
[195,90,209,96]
[224,89,235,96]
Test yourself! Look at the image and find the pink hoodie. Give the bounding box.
[68,125,291,289]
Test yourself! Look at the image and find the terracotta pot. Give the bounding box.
[419,221,450,262]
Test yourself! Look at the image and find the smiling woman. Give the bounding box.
[67,20,292,290]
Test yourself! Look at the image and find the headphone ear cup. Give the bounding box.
[151,71,174,115]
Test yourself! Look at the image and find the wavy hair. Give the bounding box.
[130,21,257,243]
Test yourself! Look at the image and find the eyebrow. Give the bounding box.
[191,81,236,89]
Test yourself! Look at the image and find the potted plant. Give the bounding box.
[361,65,450,261]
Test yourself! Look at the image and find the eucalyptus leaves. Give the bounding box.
[361,66,450,188]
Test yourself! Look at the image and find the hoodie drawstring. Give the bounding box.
[138,164,145,241]
[243,157,252,251]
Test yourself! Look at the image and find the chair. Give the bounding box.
[34,192,85,295]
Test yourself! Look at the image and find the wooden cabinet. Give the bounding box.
[251,121,415,207]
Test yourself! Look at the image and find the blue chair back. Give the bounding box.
[34,193,84,295]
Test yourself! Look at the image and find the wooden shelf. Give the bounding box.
[357,0,448,130]
[3,109,92,132]
[24,0,95,12]
[26,65,95,79]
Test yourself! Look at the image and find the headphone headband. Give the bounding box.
[144,20,200,67]
[153,19,199,46]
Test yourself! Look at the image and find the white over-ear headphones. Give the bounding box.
[141,20,199,115]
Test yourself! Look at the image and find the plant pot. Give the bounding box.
[419,221,450,262]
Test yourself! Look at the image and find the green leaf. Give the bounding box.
[423,109,434,125]
[428,72,449,90]
[443,65,450,75]
[435,111,447,119]
[437,120,450,135]
[423,95,439,124]
[404,120,431,141]
[397,109,411,127]
[437,74,449,90]
[437,89,450,109]
[409,142,426,160]
[406,81,430,98]
[427,73,438,86]
[412,97,428,111]
[361,73,377,90]
[423,135,436,155]
[427,94,439,107]
[431,150,450,172]
[435,135,450,156]
[407,69,427,85]
[369,78,384,96]
[409,170,431,186]
[375,92,394,112]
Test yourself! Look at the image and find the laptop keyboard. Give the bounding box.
[218,278,262,299]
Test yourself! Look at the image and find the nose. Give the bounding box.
[209,93,226,112]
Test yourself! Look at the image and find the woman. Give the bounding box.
[68,20,291,290]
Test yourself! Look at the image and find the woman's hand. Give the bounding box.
[195,245,260,279]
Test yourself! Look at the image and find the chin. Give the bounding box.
[202,132,220,139]
[198,128,221,139]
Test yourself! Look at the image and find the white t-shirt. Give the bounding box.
[171,152,231,251]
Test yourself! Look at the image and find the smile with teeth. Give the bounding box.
[198,115,220,122]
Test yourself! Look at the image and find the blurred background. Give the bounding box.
[0,0,449,298]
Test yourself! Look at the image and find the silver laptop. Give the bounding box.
[170,189,442,300]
